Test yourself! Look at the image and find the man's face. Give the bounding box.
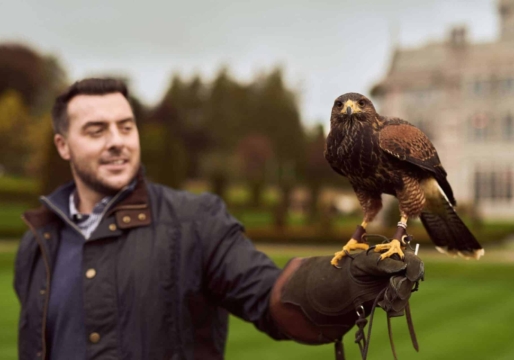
[55,93,141,196]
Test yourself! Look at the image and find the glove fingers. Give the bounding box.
[403,252,425,282]
[377,256,409,274]
[351,251,407,279]
[391,276,415,300]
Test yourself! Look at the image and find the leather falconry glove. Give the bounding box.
[270,249,424,360]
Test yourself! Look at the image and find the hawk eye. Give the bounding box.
[358,100,365,106]
[335,101,343,108]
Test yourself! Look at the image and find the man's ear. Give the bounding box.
[54,134,70,161]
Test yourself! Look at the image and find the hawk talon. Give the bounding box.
[343,249,355,259]
[330,239,369,266]
[376,253,405,265]
[373,239,405,261]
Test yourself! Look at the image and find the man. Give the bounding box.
[14,78,422,360]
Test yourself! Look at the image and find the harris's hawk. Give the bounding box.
[324,92,484,265]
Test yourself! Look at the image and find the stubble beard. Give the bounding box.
[69,152,138,197]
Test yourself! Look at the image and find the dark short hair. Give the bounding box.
[51,78,130,135]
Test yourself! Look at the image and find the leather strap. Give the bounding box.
[387,315,398,360]
[351,225,367,242]
[334,338,345,360]
[405,302,419,352]
[360,287,387,360]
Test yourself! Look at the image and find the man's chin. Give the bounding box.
[71,160,139,197]
[99,176,134,193]
[90,170,136,196]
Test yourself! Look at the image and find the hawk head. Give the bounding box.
[330,93,377,129]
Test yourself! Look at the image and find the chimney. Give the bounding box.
[449,26,467,47]
[499,0,514,41]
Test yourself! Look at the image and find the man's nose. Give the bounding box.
[106,128,124,149]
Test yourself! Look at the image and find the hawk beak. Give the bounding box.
[341,100,358,116]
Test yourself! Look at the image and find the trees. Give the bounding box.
[251,68,306,176]
[0,44,46,110]
[201,69,248,197]
[0,91,32,175]
[149,66,309,207]
[0,42,344,226]
[248,68,306,225]
[141,78,186,189]
[236,134,274,207]
[0,43,69,194]
[304,124,354,224]
[305,124,326,223]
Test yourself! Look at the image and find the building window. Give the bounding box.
[469,113,492,141]
[472,80,491,96]
[502,79,514,94]
[469,78,514,96]
[504,114,513,140]
[473,81,483,95]
[470,113,514,141]
[474,169,513,202]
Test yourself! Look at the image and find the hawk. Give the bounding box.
[325,93,484,265]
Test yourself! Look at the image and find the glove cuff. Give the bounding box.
[270,258,348,344]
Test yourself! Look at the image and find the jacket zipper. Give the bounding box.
[23,185,135,358]
[28,189,128,357]
[21,216,51,360]
[97,188,135,218]
[40,186,127,239]
[39,197,84,237]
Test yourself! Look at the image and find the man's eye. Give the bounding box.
[89,128,103,136]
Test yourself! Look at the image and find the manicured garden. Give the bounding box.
[1,244,514,360]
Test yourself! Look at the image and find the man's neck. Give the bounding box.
[74,181,109,215]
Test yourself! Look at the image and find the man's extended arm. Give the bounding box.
[198,194,286,339]
[197,194,424,346]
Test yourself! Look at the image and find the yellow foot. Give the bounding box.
[373,239,405,260]
[330,239,370,266]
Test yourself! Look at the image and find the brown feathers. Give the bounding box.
[379,122,437,163]
[325,92,483,257]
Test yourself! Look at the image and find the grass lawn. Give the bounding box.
[0,203,31,232]
[1,244,514,359]
[0,251,19,360]
[0,176,39,194]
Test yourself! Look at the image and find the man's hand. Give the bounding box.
[270,249,424,345]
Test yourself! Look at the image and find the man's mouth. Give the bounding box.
[101,159,129,166]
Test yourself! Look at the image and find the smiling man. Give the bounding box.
[53,89,141,213]
[15,78,289,360]
[53,89,140,213]
[14,78,423,360]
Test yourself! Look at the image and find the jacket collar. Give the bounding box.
[23,169,151,231]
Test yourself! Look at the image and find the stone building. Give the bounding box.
[371,0,514,220]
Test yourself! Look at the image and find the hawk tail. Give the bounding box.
[420,179,484,259]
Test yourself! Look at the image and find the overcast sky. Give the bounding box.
[0,0,499,128]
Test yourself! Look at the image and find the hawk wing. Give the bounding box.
[378,119,456,205]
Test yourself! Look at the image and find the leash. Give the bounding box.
[334,287,419,360]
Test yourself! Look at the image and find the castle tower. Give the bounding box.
[499,0,514,41]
